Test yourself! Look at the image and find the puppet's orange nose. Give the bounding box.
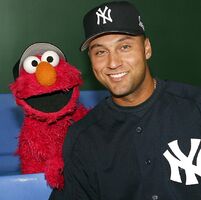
[35,62,57,86]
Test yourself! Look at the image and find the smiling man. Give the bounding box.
[49,1,201,200]
[88,34,153,106]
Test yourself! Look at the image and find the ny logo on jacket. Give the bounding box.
[163,139,201,185]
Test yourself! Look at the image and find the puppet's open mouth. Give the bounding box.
[25,89,73,113]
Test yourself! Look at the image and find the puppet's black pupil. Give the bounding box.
[47,56,53,63]
[32,60,38,67]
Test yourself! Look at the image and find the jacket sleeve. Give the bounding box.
[49,125,99,200]
[166,80,201,108]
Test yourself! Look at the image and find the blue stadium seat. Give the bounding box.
[0,173,52,200]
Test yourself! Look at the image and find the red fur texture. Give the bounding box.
[10,58,89,189]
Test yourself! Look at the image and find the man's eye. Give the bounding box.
[95,50,106,56]
[121,45,131,50]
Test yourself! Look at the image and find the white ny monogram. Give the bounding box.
[96,6,113,25]
[163,139,201,185]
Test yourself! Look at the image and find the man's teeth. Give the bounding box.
[110,72,127,78]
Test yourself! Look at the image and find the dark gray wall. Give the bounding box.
[0,0,201,93]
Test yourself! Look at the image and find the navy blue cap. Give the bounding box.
[80,1,145,51]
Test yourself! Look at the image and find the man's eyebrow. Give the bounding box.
[89,44,103,51]
[117,35,134,42]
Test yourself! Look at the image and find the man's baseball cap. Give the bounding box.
[13,43,66,80]
[80,1,145,51]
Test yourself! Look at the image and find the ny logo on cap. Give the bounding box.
[96,6,113,25]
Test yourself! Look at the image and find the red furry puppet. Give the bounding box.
[10,43,89,189]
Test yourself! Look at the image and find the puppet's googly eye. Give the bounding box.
[23,56,40,74]
[41,51,60,67]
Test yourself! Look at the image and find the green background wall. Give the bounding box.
[0,0,201,93]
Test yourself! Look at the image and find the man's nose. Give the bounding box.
[108,52,122,69]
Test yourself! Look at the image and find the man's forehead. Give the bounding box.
[89,34,140,49]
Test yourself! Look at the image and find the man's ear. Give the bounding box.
[144,38,152,60]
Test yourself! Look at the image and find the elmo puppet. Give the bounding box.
[10,43,88,189]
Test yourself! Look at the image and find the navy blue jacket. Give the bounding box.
[49,79,201,200]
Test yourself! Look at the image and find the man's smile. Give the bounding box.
[108,72,128,81]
